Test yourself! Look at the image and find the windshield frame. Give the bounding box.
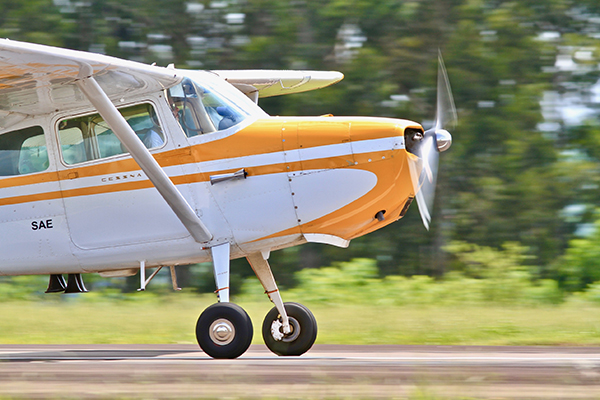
[172,69,267,118]
[164,70,270,141]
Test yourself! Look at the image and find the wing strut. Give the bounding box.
[75,64,213,243]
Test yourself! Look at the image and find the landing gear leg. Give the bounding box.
[246,252,290,335]
[247,252,317,356]
[195,243,253,359]
[210,242,231,302]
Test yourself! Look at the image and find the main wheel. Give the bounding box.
[196,303,253,359]
[262,302,317,356]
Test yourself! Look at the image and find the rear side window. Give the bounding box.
[0,126,49,176]
[58,103,164,165]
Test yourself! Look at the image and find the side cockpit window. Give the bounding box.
[0,126,49,176]
[59,103,164,165]
[168,77,246,138]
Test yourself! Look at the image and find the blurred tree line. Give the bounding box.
[3,0,600,294]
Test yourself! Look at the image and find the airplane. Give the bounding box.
[0,39,456,359]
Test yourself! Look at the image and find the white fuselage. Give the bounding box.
[0,79,416,277]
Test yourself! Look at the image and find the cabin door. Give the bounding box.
[56,103,193,250]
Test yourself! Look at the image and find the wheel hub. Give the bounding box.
[271,316,301,342]
[209,318,235,345]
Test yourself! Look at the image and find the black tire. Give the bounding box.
[262,302,317,356]
[196,303,253,359]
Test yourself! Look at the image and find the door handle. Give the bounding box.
[210,168,248,185]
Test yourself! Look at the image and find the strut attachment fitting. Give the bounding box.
[138,262,182,291]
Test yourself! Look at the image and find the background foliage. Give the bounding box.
[3,0,600,298]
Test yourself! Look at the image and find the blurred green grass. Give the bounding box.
[2,293,600,346]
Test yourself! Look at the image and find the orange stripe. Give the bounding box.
[0,148,397,207]
[0,171,60,189]
[0,115,412,208]
[0,181,156,207]
[60,180,155,199]
[0,119,282,189]
[0,117,414,189]
[0,190,63,207]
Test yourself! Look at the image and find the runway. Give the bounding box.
[1,344,600,399]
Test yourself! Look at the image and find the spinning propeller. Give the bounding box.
[408,51,457,230]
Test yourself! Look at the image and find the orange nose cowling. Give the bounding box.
[293,117,419,242]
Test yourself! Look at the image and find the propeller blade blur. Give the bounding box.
[413,51,456,230]
[434,50,457,132]
[414,132,438,230]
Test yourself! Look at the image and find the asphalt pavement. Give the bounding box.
[0,344,599,399]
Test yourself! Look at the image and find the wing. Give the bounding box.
[0,39,179,126]
[211,70,344,101]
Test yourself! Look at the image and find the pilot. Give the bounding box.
[142,129,164,148]
[141,107,165,148]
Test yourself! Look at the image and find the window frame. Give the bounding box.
[55,100,167,168]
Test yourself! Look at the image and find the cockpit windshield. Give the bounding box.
[167,71,267,138]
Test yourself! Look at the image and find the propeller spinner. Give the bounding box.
[408,51,457,230]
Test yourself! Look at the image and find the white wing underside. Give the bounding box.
[0,39,343,129]
[211,70,344,99]
[0,39,181,127]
